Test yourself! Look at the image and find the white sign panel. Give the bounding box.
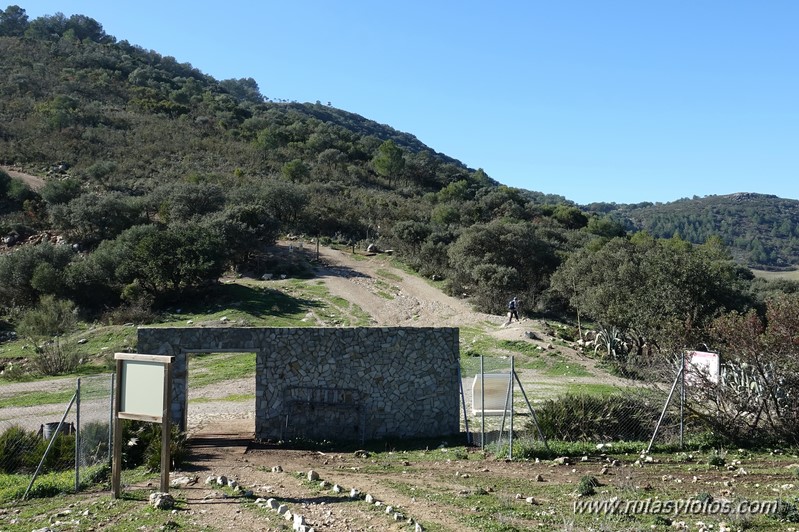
[685,350,720,385]
[472,373,512,416]
[120,360,166,418]
[115,353,173,422]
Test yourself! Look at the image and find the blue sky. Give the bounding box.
[19,1,799,205]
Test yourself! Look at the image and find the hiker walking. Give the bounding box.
[506,296,519,325]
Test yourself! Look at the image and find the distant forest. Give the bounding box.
[589,194,799,270]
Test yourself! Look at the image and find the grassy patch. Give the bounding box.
[188,352,256,388]
[376,269,403,282]
[751,268,799,281]
[564,382,625,395]
[544,359,592,377]
[497,340,541,356]
[374,279,397,299]
[0,464,109,504]
[0,389,75,409]
[189,393,255,403]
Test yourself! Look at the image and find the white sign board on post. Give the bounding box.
[685,350,720,385]
[472,373,512,416]
[112,353,174,498]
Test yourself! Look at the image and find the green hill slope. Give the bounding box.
[587,193,799,269]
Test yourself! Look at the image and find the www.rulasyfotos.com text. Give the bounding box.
[574,497,781,516]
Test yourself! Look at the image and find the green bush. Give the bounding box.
[16,296,80,376]
[0,425,40,473]
[80,421,110,466]
[577,475,599,496]
[144,425,188,472]
[528,393,670,442]
[0,424,75,474]
[121,420,188,472]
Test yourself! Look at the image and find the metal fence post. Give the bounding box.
[24,391,77,500]
[680,351,685,449]
[508,356,514,460]
[480,356,485,451]
[75,377,81,493]
[109,372,115,466]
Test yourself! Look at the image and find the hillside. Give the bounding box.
[586,193,799,269]
[2,7,799,361]
[1,8,796,276]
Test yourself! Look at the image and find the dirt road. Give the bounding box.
[1,165,46,191]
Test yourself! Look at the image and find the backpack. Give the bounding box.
[508,299,516,310]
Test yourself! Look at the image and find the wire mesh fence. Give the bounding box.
[462,356,685,452]
[0,373,114,495]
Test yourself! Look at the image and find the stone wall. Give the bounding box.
[136,327,460,442]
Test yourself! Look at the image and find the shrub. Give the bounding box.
[143,425,188,472]
[16,295,80,376]
[528,392,671,442]
[121,421,188,471]
[577,475,599,496]
[29,339,80,376]
[16,294,76,338]
[80,421,110,466]
[102,295,156,325]
[707,450,726,468]
[695,296,799,446]
[0,424,75,474]
[0,242,75,307]
[39,177,82,205]
[0,425,40,473]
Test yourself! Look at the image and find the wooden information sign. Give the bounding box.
[112,353,174,497]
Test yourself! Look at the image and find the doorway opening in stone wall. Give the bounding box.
[186,351,256,439]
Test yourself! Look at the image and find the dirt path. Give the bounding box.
[1,165,46,191]
[314,244,497,328]
[313,243,637,391]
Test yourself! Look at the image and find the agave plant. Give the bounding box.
[593,325,628,362]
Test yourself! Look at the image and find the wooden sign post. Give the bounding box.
[112,353,174,498]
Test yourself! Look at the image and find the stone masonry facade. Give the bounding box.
[136,327,460,442]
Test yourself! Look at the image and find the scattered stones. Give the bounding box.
[535,474,545,482]
[307,470,319,481]
[552,457,570,466]
[149,492,175,510]
[170,475,198,488]
[272,465,283,473]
